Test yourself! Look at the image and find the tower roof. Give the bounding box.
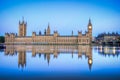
[48,23,50,29]
[88,18,92,26]
[19,17,27,25]
[22,16,24,24]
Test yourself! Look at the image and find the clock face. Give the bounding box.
[89,26,92,29]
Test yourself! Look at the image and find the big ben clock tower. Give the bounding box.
[88,18,92,43]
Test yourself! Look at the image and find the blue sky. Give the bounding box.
[0,0,120,36]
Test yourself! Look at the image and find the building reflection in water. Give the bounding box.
[5,45,92,70]
[18,51,26,68]
[95,46,120,57]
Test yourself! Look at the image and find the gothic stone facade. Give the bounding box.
[5,19,92,45]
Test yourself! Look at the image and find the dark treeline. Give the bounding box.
[0,36,5,43]
[97,32,120,38]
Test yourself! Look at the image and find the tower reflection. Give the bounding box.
[18,51,26,68]
[5,45,92,70]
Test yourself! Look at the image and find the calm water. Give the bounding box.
[0,45,120,80]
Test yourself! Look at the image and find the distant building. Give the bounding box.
[5,18,92,45]
[95,32,120,44]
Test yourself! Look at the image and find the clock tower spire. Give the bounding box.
[88,18,92,43]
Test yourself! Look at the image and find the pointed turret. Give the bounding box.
[22,16,24,24]
[46,23,50,35]
[72,30,73,36]
[39,30,41,35]
[44,29,46,35]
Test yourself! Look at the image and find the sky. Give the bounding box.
[0,0,120,36]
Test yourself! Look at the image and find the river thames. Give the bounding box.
[0,45,120,80]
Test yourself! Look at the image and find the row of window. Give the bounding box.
[32,39,89,43]
[78,39,89,43]
[6,38,89,43]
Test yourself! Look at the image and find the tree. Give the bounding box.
[0,36,5,43]
[118,37,120,41]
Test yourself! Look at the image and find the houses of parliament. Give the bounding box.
[5,18,92,45]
